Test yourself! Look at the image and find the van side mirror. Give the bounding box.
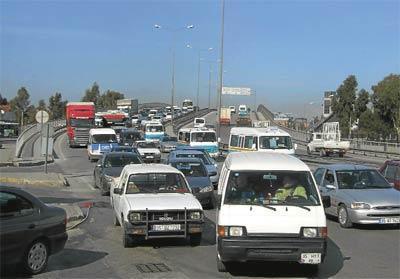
[294,143,298,150]
[322,195,331,208]
[325,184,336,190]
[113,188,122,195]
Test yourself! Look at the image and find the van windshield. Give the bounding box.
[92,134,117,143]
[146,125,163,132]
[224,171,320,206]
[191,132,216,142]
[259,136,292,150]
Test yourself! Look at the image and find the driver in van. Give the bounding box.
[274,175,307,201]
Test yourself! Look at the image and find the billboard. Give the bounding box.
[222,87,251,96]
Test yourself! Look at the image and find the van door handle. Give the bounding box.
[28,224,36,229]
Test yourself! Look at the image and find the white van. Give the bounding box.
[194,117,205,128]
[87,128,118,161]
[216,152,329,272]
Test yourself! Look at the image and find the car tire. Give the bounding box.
[216,255,227,272]
[338,205,353,228]
[189,233,202,246]
[123,226,134,248]
[23,239,49,275]
[113,214,120,226]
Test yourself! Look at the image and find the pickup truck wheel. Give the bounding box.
[189,233,202,246]
[123,228,134,248]
[338,205,353,228]
[216,255,227,272]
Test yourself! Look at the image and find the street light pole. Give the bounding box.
[196,50,201,109]
[217,0,226,143]
[208,64,212,109]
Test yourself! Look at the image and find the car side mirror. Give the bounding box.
[208,171,217,177]
[325,184,336,190]
[322,195,331,208]
[113,188,122,195]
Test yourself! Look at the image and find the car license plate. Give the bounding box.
[379,217,400,224]
[146,155,154,159]
[300,253,321,264]
[152,224,181,231]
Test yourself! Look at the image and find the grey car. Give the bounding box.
[314,164,400,228]
[159,136,178,153]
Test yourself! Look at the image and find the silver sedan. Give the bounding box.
[314,164,400,228]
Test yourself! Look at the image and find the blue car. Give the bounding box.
[169,157,215,209]
[168,149,219,189]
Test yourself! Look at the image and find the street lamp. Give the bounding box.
[186,44,213,109]
[217,0,226,143]
[154,23,194,125]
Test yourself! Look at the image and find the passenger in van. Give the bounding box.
[274,176,307,201]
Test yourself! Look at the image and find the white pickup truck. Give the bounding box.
[110,164,204,247]
[307,122,350,157]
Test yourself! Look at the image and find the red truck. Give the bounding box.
[66,102,95,147]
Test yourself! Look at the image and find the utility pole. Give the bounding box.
[208,64,212,109]
[217,0,225,143]
[196,50,201,109]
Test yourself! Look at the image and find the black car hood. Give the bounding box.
[103,167,124,177]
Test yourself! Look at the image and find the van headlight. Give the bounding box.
[351,202,370,210]
[301,227,327,238]
[200,185,213,193]
[217,226,246,237]
[189,211,202,220]
[128,212,142,223]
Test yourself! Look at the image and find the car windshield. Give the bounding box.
[259,136,293,150]
[104,155,141,167]
[146,125,163,132]
[70,118,94,128]
[176,153,212,165]
[126,173,190,194]
[171,162,207,177]
[191,132,216,142]
[336,169,392,189]
[224,171,320,206]
[92,134,117,143]
[137,142,156,148]
[163,136,177,142]
[196,119,205,124]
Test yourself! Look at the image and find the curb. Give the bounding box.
[0,162,14,167]
[0,174,67,187]
[12,157,54,167]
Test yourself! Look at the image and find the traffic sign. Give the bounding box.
[222,87,252,96]
[35,110,49,124]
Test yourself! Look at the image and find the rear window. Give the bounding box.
[171,162,207,177]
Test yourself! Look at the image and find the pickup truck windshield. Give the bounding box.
[259,136,292,150]
[70,119,94,128]
[126,173,190,194]
[336,169,392,189]
[92,134,117,143]
[224,171,320,206]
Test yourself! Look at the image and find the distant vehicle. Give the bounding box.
[183,99,194,112]
[314,164,400,228]
[194,117,206,128]
[93,152,142,195]
[98,111,128,127]
[174,107,182,117]
[148,109,158,118]
[110,164,204,247]
[159,136,178,153]
[182,107,188,114]
[131,115,140,126]
[135,140,161,163]
[238,104,248,116]
[66,102,95,147]
[307,122,350,157]
[165,106,172,113]
[119,128,143,146]
[178,127,219,158]
[116,99,139,116]
[216,152,329,272]
[219,107,231,125]
[169,158,215,208]
[252,120,270,128]
[144,122,164,142]
[165,112,172,120]
[168,148,219,189]
[229,127,296,155]
[87,128,118,161]
[379,160,400,190]
[0,186,68,275]
[236,115,252,127]
[111,125,127,143]
[229,106,236,114]
[151,115,163,123]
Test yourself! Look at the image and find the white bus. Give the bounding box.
[183,99,194,112]
[144,121,164,142]
[228,127,296,155]
[178,127,218,157]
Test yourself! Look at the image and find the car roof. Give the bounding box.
[123,164,182,174]
[321,164,373,171]
[225,152,310,171]
[105,151,138,157]
[230,126,290,137]
[171,149,204,155]
[169,157,204,164]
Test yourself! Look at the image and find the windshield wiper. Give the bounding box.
[282,202,311,211]
[251,203,276,211]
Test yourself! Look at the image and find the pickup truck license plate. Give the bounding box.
[300,253,321,264]
[152,224,181,231]
[146,155,154,159]
[379,217,400,224]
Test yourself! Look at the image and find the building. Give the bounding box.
[294,118,308,131]
[323,91,336,118]
[273,112,293,127]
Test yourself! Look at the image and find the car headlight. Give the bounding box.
[128,212,141,223]
[217,226,246,237]
[301,227,327,238]
[189,211,202,220]
[104,175,114,183]
[200,185,213,193]
[351,202,371,210]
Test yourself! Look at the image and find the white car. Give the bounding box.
[135,140,161,163]
[110,164,204,247]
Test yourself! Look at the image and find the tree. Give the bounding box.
[37,99,47,111]
[0,94,8,105]
[332,75,358,138]
[97,90,124,110]
[9,87,31,126]
[82,82,100,105]
[354,89,369,119]
[49,92,67,120]
[371,74,400,140]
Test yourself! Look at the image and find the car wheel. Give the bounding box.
[338,205,353,228]
[216,255,227,272]
[305,264,320,276]
[189,233,202,246]
[23,240,49,275]
[113,214,120,226]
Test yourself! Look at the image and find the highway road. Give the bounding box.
[3,113,399,278]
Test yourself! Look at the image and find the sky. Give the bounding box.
[1,0,399,118]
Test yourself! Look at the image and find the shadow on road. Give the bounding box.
[39,196,90,204]
[225,238,344,278]
[327,215,400,231]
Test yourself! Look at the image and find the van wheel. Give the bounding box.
[189,233,202,246]
[216,255,227,272]
[338,205,353,228]
[23,239,49,275]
